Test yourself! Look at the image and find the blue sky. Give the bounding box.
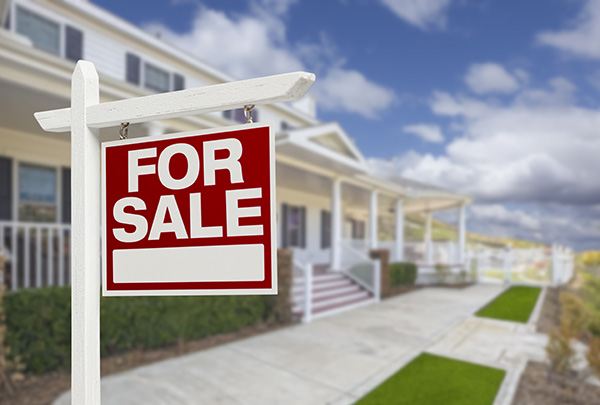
[93,0,600,251]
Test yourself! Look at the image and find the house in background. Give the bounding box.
[0,0,471,320]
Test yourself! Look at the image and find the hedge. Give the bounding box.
[3,286,274,374]
[389,262,418,286]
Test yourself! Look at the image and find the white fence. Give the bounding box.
[0,220,71,291]
[471,244,574,286]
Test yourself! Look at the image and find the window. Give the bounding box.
[351,219,366,239]
[281,203,306,248]
[321,210,331,249]
[14,7,84,62]
[65,25,83,62]
[126,53,141,85]
[144,63,170,92]
[18,163,57,222]
[16,7,60,55]
[223,109,248,124]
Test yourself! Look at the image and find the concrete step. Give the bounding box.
[292,290,371,313]
[291,284,361,303]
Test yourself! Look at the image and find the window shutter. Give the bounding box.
[126,53,140,85]
[61,167,71,224]
[252,108,259,122]
[173,73,185,91]
[0,156,12,220]
[65,25,83,62]
[281,203,288,248]
[321,210,332,249]
[300,207,306,248]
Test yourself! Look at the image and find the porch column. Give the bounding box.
[394,199,404,262]
[331,178,342,270]
[425,212,433,266]
[145,122,166,137]
[458,204,466,265]
[369,190,378,250]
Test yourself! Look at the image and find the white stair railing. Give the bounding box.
[340,241,380,301]
[293,260,313,323]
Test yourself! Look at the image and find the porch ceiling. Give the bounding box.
[404,196,463,214]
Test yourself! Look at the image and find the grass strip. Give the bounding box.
[476,285,541,323]
[356,353,505,405]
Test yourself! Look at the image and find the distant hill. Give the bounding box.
[378,213,546,249]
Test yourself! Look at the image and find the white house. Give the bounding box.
[0,0,471,320]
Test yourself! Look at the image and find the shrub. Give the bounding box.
[435,263,450,284]
[587,336,600,378]
[558,292,589,338]
[581,273,600,337]
[546,329,575,375]
[389,262,417,286]
[4,286,274,374]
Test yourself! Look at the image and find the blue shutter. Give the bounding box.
[281,203,288,248]
[61,167,71,224]
[126,53,140,85]
[300,207,306,248]
[65,26,83,62]
[321,210,331,249]
[173,73,185,91]
[0,157,12,220]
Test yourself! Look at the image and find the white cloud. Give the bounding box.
[369,77,600,219]
[537,0,600,59]
[144,2,395,119]
[380,0,453,30]
[464,63,521,95]
[403,123,444,143]
[314,68,396,119]
[469,204,540,231]
[368,73,600,249]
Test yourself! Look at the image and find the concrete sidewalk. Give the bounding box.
[55,285,504,405]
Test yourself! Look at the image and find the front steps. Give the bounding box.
[291,270,375,321]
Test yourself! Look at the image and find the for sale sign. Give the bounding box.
[102,124,277,296]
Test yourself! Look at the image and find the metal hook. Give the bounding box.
[119,122,130,140]
[243,105,254,124]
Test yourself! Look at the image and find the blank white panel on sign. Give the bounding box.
[113,244,265,283]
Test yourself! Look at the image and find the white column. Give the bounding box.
[503,245,513,284]
[71,62,101,403]
[145,122,166,137]
[552,244,560,285]
[394,199,404,262]
[331,178,342,270]
[369,190,378,250]
[425,213,433,266]
[458,204,466,265]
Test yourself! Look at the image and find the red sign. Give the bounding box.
[102,124,277,296]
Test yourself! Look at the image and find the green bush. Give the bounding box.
[3,286,273,374]
[389,262,418,286]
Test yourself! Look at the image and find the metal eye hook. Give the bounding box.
[243,105,255,124]
[119,122,130,140]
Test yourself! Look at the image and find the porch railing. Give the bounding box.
[340,241,380,301]
[0,220,71,291]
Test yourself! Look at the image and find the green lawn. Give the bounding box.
[356,353,505,405]
[476,286,542,323]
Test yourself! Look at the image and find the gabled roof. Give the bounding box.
[276,122,369,175]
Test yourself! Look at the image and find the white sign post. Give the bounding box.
[34,61,314,404]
